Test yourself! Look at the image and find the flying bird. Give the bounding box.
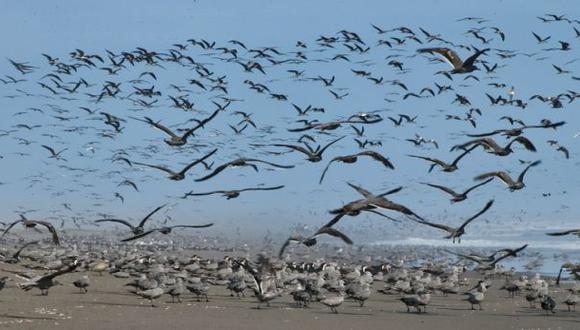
[121,223,214,242]
[319,151,395,184]
[417,47,489,73]
[473,160,541,191]
[133,149,217,180]
[94,204,166,235]
[194,158,294,182]
[421,178,493,203]
[181,185,285,200]
[412,200,494,243]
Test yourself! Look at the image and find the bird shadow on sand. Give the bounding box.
[310,310,374,316]
[83,300,151,308]
[0,314,56,321]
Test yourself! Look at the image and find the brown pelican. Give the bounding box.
[451,136,536,156]
[271,136,344,162]
[278,226,353,258]
[194,158,294,182]
[131,110,219,146]
[412,200,494,243]
[121,223,214,242]
[17,260,78,295]
[94,204,166,235]
[319,151,395,184]
[421,178,493,203]
[408,145,477,173]
[417,47,489,73]
[474,160,541,191]
[2,215,60,245]
[182,185,284,200]
[133,148,217,180]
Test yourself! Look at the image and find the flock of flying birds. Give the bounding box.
[0,12,578,311]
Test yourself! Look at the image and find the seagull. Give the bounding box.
[474,160,541,191]
[121,223,214,242]
[41,145,68,160]
[408,145,477,172]
[94,204,166,235]
[182,185,284,200]
[2,215,60,245]
[319,151,395,184]
[421,178,493,203]
[278,226,353,258]
[417,47,489,73]
[412,200,494,243]
[133,149,217,180]
[194,158,294,182]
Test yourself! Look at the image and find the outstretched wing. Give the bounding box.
[137,204,167,228]
[94,218,135,230]
[178,148,218,175]
[357,150,395,169]
[314,226,353,245]
[170,223,214,229]
[418,47,463,69]
[120,229,157,242]
[457,200,494,231]
[462,48,489,68]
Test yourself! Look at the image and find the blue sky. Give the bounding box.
[0,1,578,244]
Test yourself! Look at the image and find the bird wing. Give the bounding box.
[451,145,477,166]
[133,162,175,175]
[517,160,541,183]
[357,151,395,169]
[546,229,579,236]
[346,182,374,198]
[244,159,295,169]
[457,200,494,232]
[170,223,214,229]
[313,226,353,245]
[278,235,304,258]
[408,155,446,167]
[35,221,60,245]
[511,136,537,152]
[318,136,345,155]
[1,220,23,237]
[139,117,178,138]
[194,162,232,182]
[41,145,56,156]
[270,143,310,156]
[239,185,285,192]
[463,48,489,68]
[422,182,459,197]
[94,219,136,230]
[418,48,463,69]
[42,261,79,281]
[474,171,516,187]
[463,178,494,195]
[414,219,454,233]
[138,204,167,228]
[181,109,221,140]
[121,229,157,242]
[178,148,218,175]
[319,158,340,184]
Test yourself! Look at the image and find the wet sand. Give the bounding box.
[0,267,578,330]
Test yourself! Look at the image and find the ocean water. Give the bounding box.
[371,228,579,277]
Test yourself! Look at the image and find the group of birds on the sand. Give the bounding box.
[0,11,578,320]
[0,245,578,316]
